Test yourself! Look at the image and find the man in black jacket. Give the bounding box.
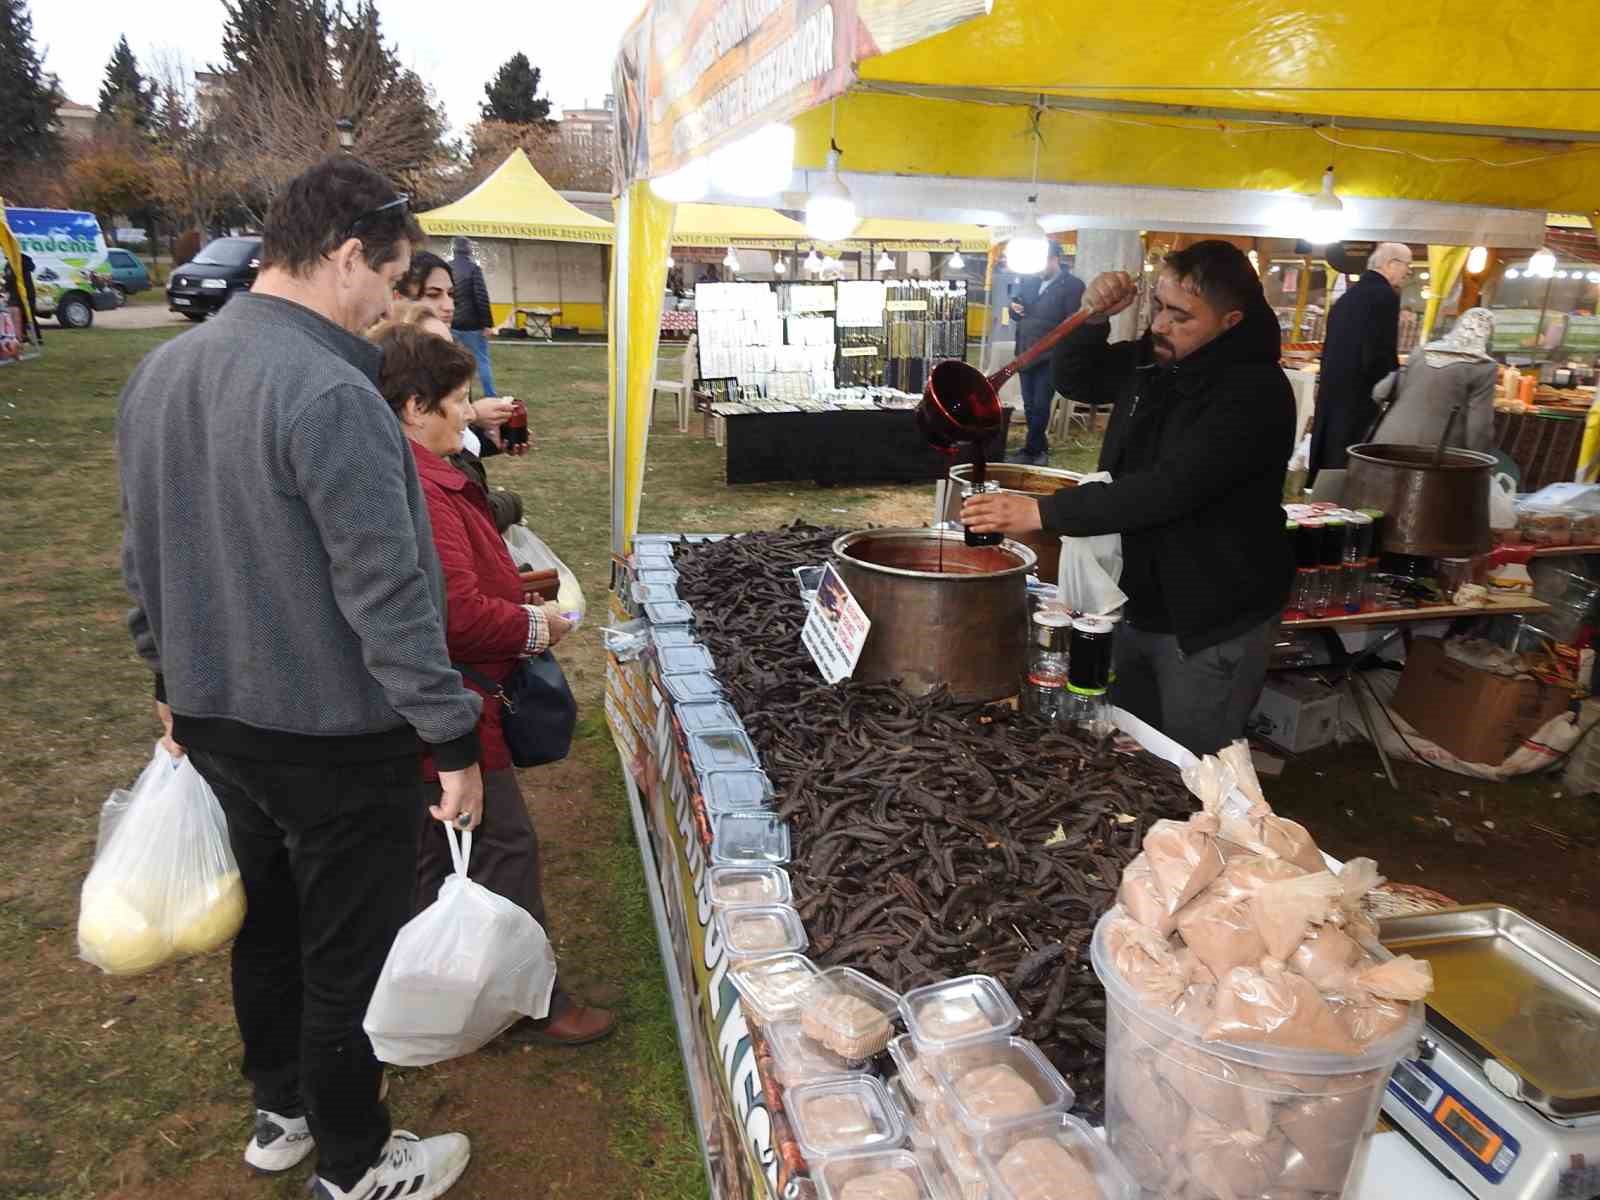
[964,240,1293,753]
[1007,241,1085,464]
[449,236,498,396]
[1308,242,1411,477]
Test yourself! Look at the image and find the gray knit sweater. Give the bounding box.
[117,293,482,769]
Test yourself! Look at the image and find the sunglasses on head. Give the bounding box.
[341,194,409,244]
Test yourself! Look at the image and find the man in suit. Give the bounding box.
[1007,241,1084,465]
[1309,241,1412,478]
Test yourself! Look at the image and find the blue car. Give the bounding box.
[105,248,151,297]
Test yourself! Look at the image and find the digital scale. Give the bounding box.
[1380,906,1600,1199]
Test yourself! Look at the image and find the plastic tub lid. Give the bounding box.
[634,533,681,546]
[633,581,680,604]
[710,812,791,865]
[802,967,902,1059]
[978,1112,1138,1200]
[785,1077,907,1161]
[674,700,743,734]
[728,952,819,1024]
[900,975,1022,1052]
[814,1148,938,1200]
[687,729,761,773]
[650,626,699,648]
[929,1036,1074,1135]
[1090,907,1425,1075]
[644,600,695,625]
[636,566,679,584]
[661,672,721,704]
[887,1034,948,1105]
[707,864,792,909]
[715,904,809,959]
[702,771,774,813]
[764,1018,870,1087]
[658,644,717,675]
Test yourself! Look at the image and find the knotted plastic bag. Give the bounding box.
[1056,472,1125,615]
[77,744,245,976]
[364,826,556,1065]
[504,523,586,618]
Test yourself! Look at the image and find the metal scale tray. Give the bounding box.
[1382,904,1600,1119]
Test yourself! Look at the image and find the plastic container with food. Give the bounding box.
[658,643,717,675]
[714,903,808,959]
[727,952,819,1026]
[702,770,774,813]
[643,599,695,625]
[900,975,1022,1052]
[636,567,679,585]
[1091,907,1423,1198]
[802,966,902,1059]
[686,729,762,773]
[764,1018,871,1087]
[673,700,744,735]
[650,625,699,648]
[814,1148,938,1200]
[887,1033,947,1105]
[633,581,680,605]
[710,812,791,866]
[977,1112,1138,1200]
[661,671,721,704]
[884,1074,936,1151]
[785,1077,907,1161]
[929,1037,1074,1135]
[707,864,791,909]
[926,1114,988,1200]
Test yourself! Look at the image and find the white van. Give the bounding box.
[5,208,123,328]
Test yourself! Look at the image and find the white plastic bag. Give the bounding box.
[364,827,556,1066]
[78,745,245,975]
[1056,472,1126,615]
[504,523,586,619]
[1489,473,1517,531]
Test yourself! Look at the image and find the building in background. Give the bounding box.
[557,95,615,152]
[54,99,97,142]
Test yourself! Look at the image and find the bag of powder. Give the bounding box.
[1104,914,1187,1008]
[1207,960,1358,1054]
[1143,814,1226,913]
[1250,871,1344,964]
[1117,853,1177,936]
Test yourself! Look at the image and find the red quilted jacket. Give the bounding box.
[409,439,527,775]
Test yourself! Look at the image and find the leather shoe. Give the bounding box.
[519,1002,617,1047]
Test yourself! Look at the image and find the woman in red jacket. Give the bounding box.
[375,325,615,1047]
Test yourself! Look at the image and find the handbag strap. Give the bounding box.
[453,661,513,709]
[445,824,472,876]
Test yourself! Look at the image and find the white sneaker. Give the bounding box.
[243,1109,315,1173]
[309,1130,471,1200]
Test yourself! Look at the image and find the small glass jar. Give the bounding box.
[961,482,1003,547]
[1024,610,1071,724]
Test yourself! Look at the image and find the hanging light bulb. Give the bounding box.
[947,248,965,271]
[774,257,787,275]
[1505,268,1522,280]
[1588,271,1600,284]
[1557,269,1571,280]
[1529,249,1557,279]
[804,248,822,274]
[723,245,740,272]
[1005,198,1050,275]
[805,144,858,242]
[876,249,894,273]
[1302,166,1346,246]
[1466,246,1489,274]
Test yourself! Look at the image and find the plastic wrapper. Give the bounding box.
[1176,888,1266,982]
[1250,871,1343,963]
[1206,961,1358,1054]
[504,524,586,617]
[1275,1090,1374,1192]
[1114,1043,1189,1151]
[1116,854,1176,937]
[1330,955,1434,1045]
[364,828,555,1065]
[78,745,246,976]
[1142,814,1225,912]
[1102,914,1186,1008]
[1288,924,1364,992]
[1181,1112,1287,1200]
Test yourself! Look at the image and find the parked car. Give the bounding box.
[167,237,261,320]
[105,248,151,296]
[3,207,124,328]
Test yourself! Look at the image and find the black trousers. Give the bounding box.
[189,749,420,1190]
[1111,619,1274,755]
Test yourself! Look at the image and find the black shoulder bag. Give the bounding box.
[455,654,577,767]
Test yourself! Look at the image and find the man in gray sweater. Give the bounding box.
[119,157,479,1200]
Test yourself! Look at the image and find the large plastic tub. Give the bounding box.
[1090,908,1423,1198]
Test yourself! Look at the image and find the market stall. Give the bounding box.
[603,5,1600,1198]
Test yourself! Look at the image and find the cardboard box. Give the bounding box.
[1391,638,1571,765]
[1249,675,1342,754]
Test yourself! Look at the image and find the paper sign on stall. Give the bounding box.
[802,564,870,684]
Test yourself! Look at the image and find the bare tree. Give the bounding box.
[146,48,242,238]
[454,119,614,199]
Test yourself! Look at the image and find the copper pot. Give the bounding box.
[941,462,1083,578]
[1344,442,1494,557]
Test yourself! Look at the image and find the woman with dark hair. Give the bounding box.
[374,323,616,1048]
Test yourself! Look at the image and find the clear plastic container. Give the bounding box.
[637,568,679,585]
[727,952,819,1026]
[814,1148,939,1200]
[633,550,676,570]
[926,1115,988,1200]
[710,812,791,865]
[661,672,721,704]
[1090,907,1423,1198]
[977,1112,1138,1200]
[687,729,761,773]
[786,1077,907,1161]
[658,644,716,675]
[634,533,681,548]
[887,1034,947,1105]
[708,864,791,909]
[674,700,744,735]
[764,1018,870,1087]
[884,1073,937,1151]
[714,903,808,959]
[929,1037,1074,1135]
[900,975,1022,1052]
[650,626,700,648]
[643,600,695,625]
[801,966,902,1059]
[633,581,680,604]
[702,771,775,813]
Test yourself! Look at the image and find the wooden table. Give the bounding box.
[1282,594,1549,630]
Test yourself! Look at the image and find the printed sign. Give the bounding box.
[801,563,870,683]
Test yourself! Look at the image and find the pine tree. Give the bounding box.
[0,0,63,174]
[480,53,551,125]
[98,35,155,131]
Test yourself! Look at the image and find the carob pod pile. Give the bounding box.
[671,524,1198,1118]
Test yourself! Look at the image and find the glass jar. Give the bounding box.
[1024,610,1071,724]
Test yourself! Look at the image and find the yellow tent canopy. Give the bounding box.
[418,149,613,243]
[835,218,990,253]
[669,203,806,248]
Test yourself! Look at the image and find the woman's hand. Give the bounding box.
[541,603,573,647]
[472,397,515,428]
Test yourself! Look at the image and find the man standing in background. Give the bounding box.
[1309,241,1412,478]
[1007,241,1084,465]
[450,236,498,397]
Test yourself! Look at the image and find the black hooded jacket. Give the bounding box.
[1042,297,1294,653]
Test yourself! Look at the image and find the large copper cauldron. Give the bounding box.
[941,462,1083,578]
[832,528,1036,703]
[1344,443,1493,557]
